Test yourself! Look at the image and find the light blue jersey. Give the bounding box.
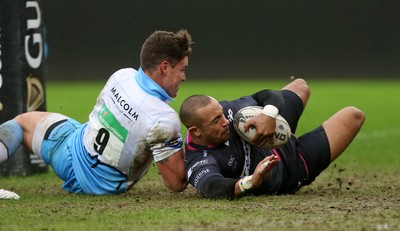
[33,68,182,195]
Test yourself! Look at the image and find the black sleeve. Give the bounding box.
[198,175,238,200]
[251,89,284,112]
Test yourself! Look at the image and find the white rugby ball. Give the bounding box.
[233,106,291,149]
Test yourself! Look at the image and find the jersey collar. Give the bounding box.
[186,133,219,151]
[136,67,174,103]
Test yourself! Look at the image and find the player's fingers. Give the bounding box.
[252,133,273,147]
[258,160,270,174]
[259,161,275,175]
[243,118,256,132]
[258,155,277,174]
[250,136,264,147]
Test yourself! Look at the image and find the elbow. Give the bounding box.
[165,178,188,192]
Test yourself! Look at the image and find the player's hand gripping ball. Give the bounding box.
[233,106,291,149]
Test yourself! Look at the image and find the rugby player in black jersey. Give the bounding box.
[179,78,365,199]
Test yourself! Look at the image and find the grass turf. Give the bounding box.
[1,79,399,231]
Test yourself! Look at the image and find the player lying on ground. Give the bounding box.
[179,78,365,199]
[0,29,193,197]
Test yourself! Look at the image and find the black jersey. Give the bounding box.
[185,95,288,198]
[184,90,330,199]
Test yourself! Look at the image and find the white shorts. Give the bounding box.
[32,113,69,160]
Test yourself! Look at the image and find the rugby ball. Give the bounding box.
[233,106,291,149]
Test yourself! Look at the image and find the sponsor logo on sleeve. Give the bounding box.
[194,169,210,188]
[187,159,209,178]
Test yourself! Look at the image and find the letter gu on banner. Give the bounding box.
[0,0,48,176]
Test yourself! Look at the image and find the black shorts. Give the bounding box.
[272,125,330,194]
[258,90,331,194]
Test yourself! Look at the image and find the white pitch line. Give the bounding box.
[356,129,400,140]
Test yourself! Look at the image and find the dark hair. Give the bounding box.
[179,95,212,128]
[140,29,193,72]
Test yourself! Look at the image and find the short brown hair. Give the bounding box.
[140,29,193,72]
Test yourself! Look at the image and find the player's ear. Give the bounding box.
[188,126,201,137]
[159,60,169,74]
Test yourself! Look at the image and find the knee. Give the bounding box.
[285,78,310,107]
[346,106,365,127]
[292,78,310,97]
[13,111,52,132]
[14,111,36,120]
[14,111,49,122]
[292,78,307,86]
[13,113,28,124]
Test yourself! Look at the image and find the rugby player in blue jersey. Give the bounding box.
[0,30,193,198]
[180,79,365,199]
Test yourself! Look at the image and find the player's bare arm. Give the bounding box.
[156,149,188,192]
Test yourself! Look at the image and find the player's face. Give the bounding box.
[197,100,230,145]
[163,56,188,98]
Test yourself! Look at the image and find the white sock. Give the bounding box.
[0,142,8,163]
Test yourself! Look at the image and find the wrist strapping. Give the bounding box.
[262,105,278,118]
[238,175,253,192]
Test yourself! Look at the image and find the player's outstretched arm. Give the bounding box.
[193,155,278,199]
[234,155,279,196]
[156,149,188,192]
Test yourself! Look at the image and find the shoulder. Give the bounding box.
[102,68,139,90]
[219,96,257,121]
[146,109,180,144]
[220,96,257,110]
[149,105,180,128]
[113,68,138,76]
[185,144,223,169]
[185,149,219,176]
[108,68,139,82]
